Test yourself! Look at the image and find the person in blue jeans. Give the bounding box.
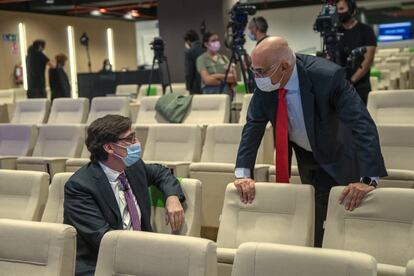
[196,32,237,95]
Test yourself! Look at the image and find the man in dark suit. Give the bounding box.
[234,37,386,247]
[64,115,185,276]
[184,30,205,94]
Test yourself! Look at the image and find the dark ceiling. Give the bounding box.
[0,0,158,21]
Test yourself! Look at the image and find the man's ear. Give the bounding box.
[103,143,114,155]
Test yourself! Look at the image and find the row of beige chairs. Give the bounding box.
[2,183,414,276]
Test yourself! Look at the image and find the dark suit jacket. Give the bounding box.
[185,41,205,94]
[49,67,71,100]
[236,54,387,185]
[63,160,185,276]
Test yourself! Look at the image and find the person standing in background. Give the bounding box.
[26,39,53,98]
[247,16,269,46]
[49,53,71,101]
[184,30,205,94]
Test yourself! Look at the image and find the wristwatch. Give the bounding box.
[361,177,378,188]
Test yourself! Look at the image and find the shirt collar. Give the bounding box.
[99,161,123,182]
[283,63,299,91]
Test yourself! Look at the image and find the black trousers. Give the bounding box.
[292,143,341,248]
[27,88,47,98]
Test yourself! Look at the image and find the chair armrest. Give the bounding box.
[217,248,237,264]
[17,157,67,177]
[145,161,190,178]
[254,164,269,182]
[0,156,19,169]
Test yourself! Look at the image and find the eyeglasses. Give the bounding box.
[117,133,137,144]
[249,63,279,78]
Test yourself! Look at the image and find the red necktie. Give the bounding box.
[275,88,289,183]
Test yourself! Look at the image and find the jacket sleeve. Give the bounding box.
[330,67,386,178]
[235,92,269,175]
[145,163,186,202]
[64,179,112,251]
[184,50,193,91]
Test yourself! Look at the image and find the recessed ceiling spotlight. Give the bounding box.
[90,10,101,16]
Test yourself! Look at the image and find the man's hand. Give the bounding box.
[339,183,375,211]
[165,195,185,233]
[234,178,256,204]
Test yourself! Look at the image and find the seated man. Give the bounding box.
[64,114,186,276]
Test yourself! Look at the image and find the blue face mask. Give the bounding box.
[247,31,256,41]
[113,143,142,167]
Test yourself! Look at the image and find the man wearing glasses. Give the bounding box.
[64,114,185,276]
[235,36,386,247]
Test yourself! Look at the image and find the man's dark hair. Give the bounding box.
[86,115,132,163]
[202,32,217,49]
[184,30,199,42]
[32,39,46,50]
[250,16,268,33]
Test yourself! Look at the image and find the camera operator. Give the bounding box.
[247,16,269,46]
[337,0,377,105]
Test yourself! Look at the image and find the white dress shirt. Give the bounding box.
[99,162,142,230]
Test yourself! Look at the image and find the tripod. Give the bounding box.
[147,54,173,96]
[84,44,92,73]
[222,45,249,94]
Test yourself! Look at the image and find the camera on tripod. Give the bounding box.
[225,1,256,50]
[150,37,166,60]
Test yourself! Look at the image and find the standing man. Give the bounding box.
[49,53,71,100]
[234,37,386,247]
[247,16,269,46]
[64,115,185,276]
[26,39,53,98]
[184,29,205,94]
[337,0,377,105]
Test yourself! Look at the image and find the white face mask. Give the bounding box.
[254,63,285,92]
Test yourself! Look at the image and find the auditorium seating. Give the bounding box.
[0,219,76,276]
[231,243,377,276]
[367,90,414,125]
[323,187,414,276]
[0,170,49,221]
[238,93,252,124]
[143,124,202,177]
[189,124,269,240]
[65,142,90,172]
[11,99,50,124]
[95,231,217,276]
[216,183,315,276]
[0,89,15,122]
[151,178,202,237]
[16,124,85,177]
[183,94,230,124]
[268,149,302,184]
[377,124,414,188]
[407,260,414,276]
[115,84,139,97]
[86,96,130,124]
[47,97,89,124]
[171,82,189,95]
[41,172,73,223]
[0,124,38,169]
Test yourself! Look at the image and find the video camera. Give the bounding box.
[150,37,166,60]
[225,1,256,51]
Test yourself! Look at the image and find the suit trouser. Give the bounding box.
[292,143,341,248]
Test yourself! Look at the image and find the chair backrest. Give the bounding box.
[11,99,50,124]
[0,124,38,156]
[201,124,265,163]
[239,94,253,124]
[32,124,85,157]
[0,89,15,105]
[367,90,414,124]
[323,187,414,266]
[116,84,139,96]
[86,96,130,124]
[0,219,76,276]
[143,124,202,162]
[171,83,189,95]
[217,183,315,248]
[136,96,169,124]
[151,178,202,237]
[231,243,376,276]
[95,231,217,276]
[47,98,89,124]
[41,172,73,223]
[183,94,230,124]
[0,170,49,221]
[377,124,414,171]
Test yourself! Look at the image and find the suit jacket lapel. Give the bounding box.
[90,162,122,227]
[296,56,316,152]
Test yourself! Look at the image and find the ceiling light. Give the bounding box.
[123,13,133,20]
[130,9,140,17]
[90,10,101,16]
[99,8,107,13]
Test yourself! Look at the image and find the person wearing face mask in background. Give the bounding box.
[337,0,377,105]
[26,39,54,98]
[100,58,113,73]
[64,114,185,276]
[183,29,205,94]
[196,32,237,95]
[234,37,386,248]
